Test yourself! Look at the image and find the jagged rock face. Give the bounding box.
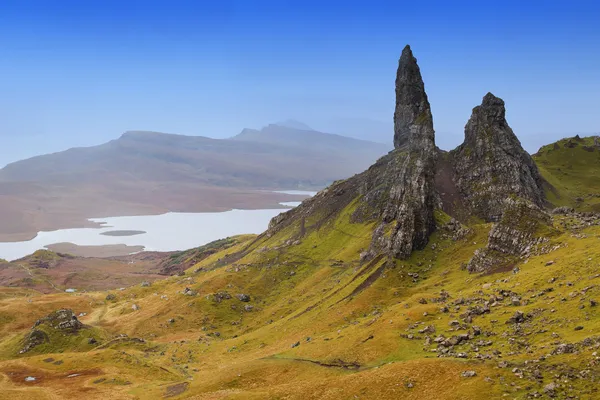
[269,45,437,261]
[452,93,545,221]
[267,47,549,265]
[467,198,551,273]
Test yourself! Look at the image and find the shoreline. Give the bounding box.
[0,190,315,244]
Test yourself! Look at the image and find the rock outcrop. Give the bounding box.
[466,198,552,273]
[20,309,85,354]
[451,93,545,221]
[266,45,549,266]
[268,45,438,261]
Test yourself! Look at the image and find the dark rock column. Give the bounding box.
[368,45,437,260]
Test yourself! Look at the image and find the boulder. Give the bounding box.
[236,294,251,302]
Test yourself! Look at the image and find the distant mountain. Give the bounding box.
[317,117,393,145]
[232,124,384,152]
[0,126,389,241]
[275,119,314,131]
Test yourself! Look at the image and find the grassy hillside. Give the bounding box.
[534,135,600,211]
[0,136,599,399]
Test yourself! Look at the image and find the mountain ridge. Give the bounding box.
[0,125,389,242]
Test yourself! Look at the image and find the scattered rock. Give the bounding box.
[236,294,251,302]
[543,382,558,397]
[552,343,575,355]
[182,287,197,296]
[506,310,526,324]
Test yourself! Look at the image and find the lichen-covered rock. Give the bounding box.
[211,291,231,302]
[452,93,545,221]
[467,198,552,273]
[552,206,574,215]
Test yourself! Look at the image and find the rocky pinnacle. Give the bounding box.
[393,45,435,152]
[452,92,545,221]
[267,46,548,264]
[369,45,437,259]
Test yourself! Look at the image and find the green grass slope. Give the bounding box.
[534,135,600,211]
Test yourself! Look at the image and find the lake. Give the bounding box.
[0,190,316,261]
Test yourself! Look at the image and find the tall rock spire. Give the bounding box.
[393,45,435,152]
[365,45,437,260]
[452,92,545,221]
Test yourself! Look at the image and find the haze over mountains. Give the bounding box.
[0,124,389,241]
[277,118,392,145]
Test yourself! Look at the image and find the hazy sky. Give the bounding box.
[1,0,599,166]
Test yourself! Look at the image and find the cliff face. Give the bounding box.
[451,93,546,221]
[267,45,549,265]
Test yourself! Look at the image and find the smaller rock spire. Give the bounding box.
[452,93,545,221]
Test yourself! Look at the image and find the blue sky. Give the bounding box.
[0,0,599,165]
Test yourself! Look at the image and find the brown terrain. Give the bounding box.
[0,235,245,293]
[0,125,389,242]
[0,249,173,293]
[44,243,145,258]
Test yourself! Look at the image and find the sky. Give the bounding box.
[0,0,599,166]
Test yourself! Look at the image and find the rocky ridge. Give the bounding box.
[267,45,551,271]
